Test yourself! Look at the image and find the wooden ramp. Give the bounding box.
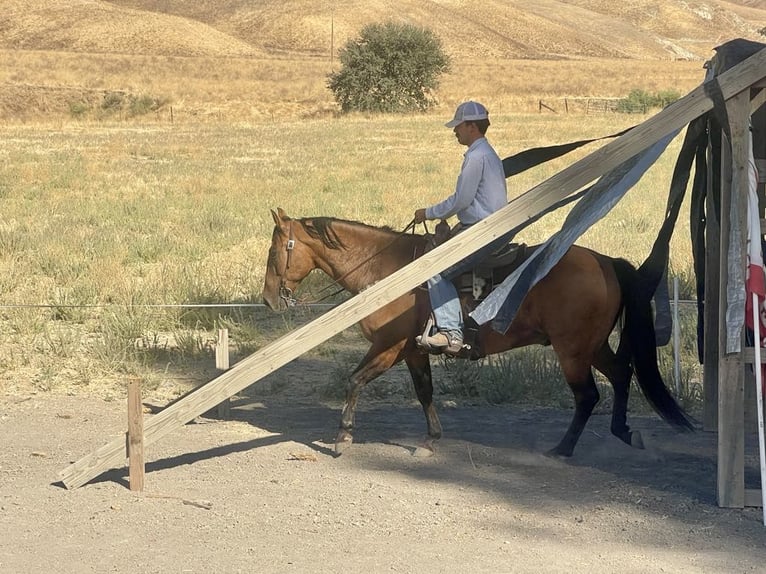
[59,49,766,490]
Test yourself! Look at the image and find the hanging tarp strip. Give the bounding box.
[501,127,633,178]
[471,130,680,332]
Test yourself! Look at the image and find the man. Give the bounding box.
[414,101,507,355]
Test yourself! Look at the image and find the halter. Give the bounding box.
[278,221,298,307]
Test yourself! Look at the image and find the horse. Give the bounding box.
[262,207,693,458]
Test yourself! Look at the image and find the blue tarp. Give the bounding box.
[471,129,681,333]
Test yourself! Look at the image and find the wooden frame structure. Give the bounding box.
[703,54,766,508]
[59,48,766,495]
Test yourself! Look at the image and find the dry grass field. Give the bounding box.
[0,1,764,396]
[4,6,766,573]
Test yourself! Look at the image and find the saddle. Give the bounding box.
[420,220,529,358]
[424,219,528,301]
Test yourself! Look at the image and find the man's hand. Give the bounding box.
[414,208,427,224]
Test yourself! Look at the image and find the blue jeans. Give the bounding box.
[426,225,509,338]
[427,273,463,337]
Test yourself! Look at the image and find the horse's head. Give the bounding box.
[262,208,317,311]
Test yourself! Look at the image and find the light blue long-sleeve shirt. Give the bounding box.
[425,137,507,225]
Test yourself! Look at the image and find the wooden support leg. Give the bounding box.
[127,377,145,492]
[216,328,231,419]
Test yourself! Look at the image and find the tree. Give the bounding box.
[327,22,450,114]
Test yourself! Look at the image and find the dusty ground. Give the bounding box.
[2,359,766,574]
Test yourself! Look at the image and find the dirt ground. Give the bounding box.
[2,358,766,574]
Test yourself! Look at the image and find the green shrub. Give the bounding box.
[617,88,682,113]
[101,91,125,112]
[327,21,450,113]
[128,94,167,117]
[99,91,168,117]
[68,101,90,118]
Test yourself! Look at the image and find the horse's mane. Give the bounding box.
[299,216,400,250]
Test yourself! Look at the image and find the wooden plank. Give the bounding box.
[752,88,766,115]
[744,347,766,363]
[745,488,764,507]
[717,89,750,508]
[756,159,766,185]
[127,377,144,492]
[58,48,766,490]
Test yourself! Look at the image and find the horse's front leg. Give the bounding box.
[405,350,442,457]
[335,345,403,454]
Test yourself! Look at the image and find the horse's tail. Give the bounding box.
[611,257,695,432]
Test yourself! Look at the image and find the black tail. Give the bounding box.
[612,258,695,432]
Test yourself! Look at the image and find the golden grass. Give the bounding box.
[0,49,709,122]
[4,0,758,396]
[0,107,703,396]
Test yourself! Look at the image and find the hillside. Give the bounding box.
[0,0,764,120]
[2,0,763,60]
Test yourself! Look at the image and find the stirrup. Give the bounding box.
[415,316,437,351]
[422,331,464,355]
[415,316,470,355]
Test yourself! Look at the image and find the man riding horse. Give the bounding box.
[414,101,507,355]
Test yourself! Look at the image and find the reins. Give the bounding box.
[278,218,423,308]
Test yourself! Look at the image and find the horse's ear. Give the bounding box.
[271,208,290,225]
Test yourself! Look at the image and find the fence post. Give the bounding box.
[216,328,231,419]
[673,276,681,395]
[127,376,145,492]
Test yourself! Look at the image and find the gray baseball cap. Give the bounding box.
[445,101,489,128]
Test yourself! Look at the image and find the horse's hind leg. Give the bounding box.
[335,345,403,454]
[550,358,600,457]
[405,351,442,457]
[593,342,644,450]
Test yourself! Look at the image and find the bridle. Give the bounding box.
[277,220,298,307]
[275,218,423,308]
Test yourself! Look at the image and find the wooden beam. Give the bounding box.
[58,48,766,490]
[751,87,766,115]
[717,89,751,508]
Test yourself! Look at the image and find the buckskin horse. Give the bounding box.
[262,208,693,457]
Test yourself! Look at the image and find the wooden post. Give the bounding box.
[673,276,681,395]
[717,89,750,508]
[216,328,231,419]
[127,377,145,492]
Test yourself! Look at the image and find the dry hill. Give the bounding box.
[4,0,763,59]
[0,0,764,120]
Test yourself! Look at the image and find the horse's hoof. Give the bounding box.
[334,430,353,455]
[412,440,435,458]
[545,447,572,459]
[629,431,645,450]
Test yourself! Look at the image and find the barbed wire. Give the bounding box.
[0,302,340,309]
